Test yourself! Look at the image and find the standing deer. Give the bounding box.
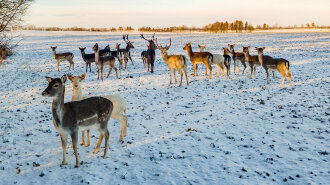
[141,50,147,68]
[183,43,213,79]
[117,35,134,70]
[256,47,292,86]
[67,73,128,142]
[99,45,110,56]
[93,43,118,80]
[51,46,74,71]
[79,47,95,72]
[223,47,231,78]
[198,45,226,78]
[242,46,275,78]
[156,38,189,86]
[228,44,247,75]
[141,34,156,73]
[41,75,113,167]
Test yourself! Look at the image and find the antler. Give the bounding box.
[123,35,126,41]
[140,34,148,41]
[152,33,155,41]
[155,38,162,49]
[166,39,171,50]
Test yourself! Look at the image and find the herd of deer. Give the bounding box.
[44,34,293,167]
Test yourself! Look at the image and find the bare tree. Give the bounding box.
[0,0,33,65]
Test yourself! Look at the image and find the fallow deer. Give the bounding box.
[67,73,128,142]
[141,34,156,73]
[242,46,275,78]
[41,75,113,167]
[198,45,226,78]
[141,50,147,68]
[183,43,213,79]
[228,44,247,75]
[51,46,74,71]
[256,47,292,86]
[156,38,189,86]
[223,47,231,78]
[93,43,118,80]
[99,45,110,56]
[79,47,95,72]
[117,35,134,70]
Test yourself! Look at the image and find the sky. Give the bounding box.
[25,0,330,28]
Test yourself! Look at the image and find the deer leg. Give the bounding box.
[86,130,90,147]
[287,70,292,86]
[207,64,212,79]
[89,63,92,72]
[280,71,286,86]
[118,114,127,141]
[80,131,85,146]
[254,66,257,78]
[85,63,88,73]
[233,60,236,74]
[204,65,207,76]
[114,67,118,79]
[57,61,60,72]
[97,67,100,80]
[103,129,110,158]
[216,64,221,77]
[60,133,68,165]
[71,132,79,168]
[266,69,270,84]
[107,67,112,78]
[169,68,173,84]
[124,58,128,70]
[101,67,104,81]
[94,132,103,154]
[185,68,189,85]
[273,71,275,79]
[174,69,177,84]
[242,61,246,75]
[178,69,183,87]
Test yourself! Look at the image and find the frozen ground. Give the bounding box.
[0,31,329,185]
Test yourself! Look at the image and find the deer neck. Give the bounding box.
[244,52,250,61]
[52,50,57,59]
[257,52,264,65]
[52,87,65,125]
[72,85,83,101]
[81,51,86,59]
[161,52,169,63]
[186,46,193,58]
[94,49,100,64]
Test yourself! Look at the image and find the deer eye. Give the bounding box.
[53,84,59,88]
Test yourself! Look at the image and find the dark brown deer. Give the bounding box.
[256,47,292,86]
[41,75,113,167]
[79,47,95,72]
[117,35,134,70]
[93,43,118,80]
[183,43,213,79]
[141,34,157,73]
[228,44,247,75]
[51,46,74,71]
[223,47,231,78]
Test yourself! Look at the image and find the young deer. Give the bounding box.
[228,44,247,75]
[256,47,292,86]
[183,43,213,79]
[141,34,156,73]
[41,75,113,167]
[223,47,231,78]
[198,45,225,78]
[156,38,189,86]
[67,73,128,142]
[141,50,147,68]
[93,43,118,80]
[242,46,275,78]
[79,47,95,73]
[99,45,110,56]
[51,46,74,71]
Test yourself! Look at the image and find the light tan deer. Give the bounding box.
[256,47,292,86]
[198,45,225,78]
[42,75,113,167]
[156,38,189,87]
[67,73,128,142]
[50,46,74,71]
[183,43,213,79]
[93,43,118,80]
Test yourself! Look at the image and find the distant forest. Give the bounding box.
[17,20,329,33]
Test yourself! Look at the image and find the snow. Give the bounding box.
[0,31,329,185]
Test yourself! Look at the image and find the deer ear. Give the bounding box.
[204,45,206,47]
[66,74,73,81]
[61,75,67,83]
[262,47,266,50]
[80,73,86,80]
[248,46,251,49]
[233,44,236,47]
[45,77,52,83]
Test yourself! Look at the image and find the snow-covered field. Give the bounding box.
[0,31,329,185]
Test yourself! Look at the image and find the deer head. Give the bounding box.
[183,42,192,51]
[42,75,67,97]
[92,43,99,52]
[198,45,206,52]
[79,47,86,52]
[67,73,86,89]
[141,33,156,50]
[123,35,134,49]
[242,46,251,54]
[155,38,171,54]
[255,47,266,54]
